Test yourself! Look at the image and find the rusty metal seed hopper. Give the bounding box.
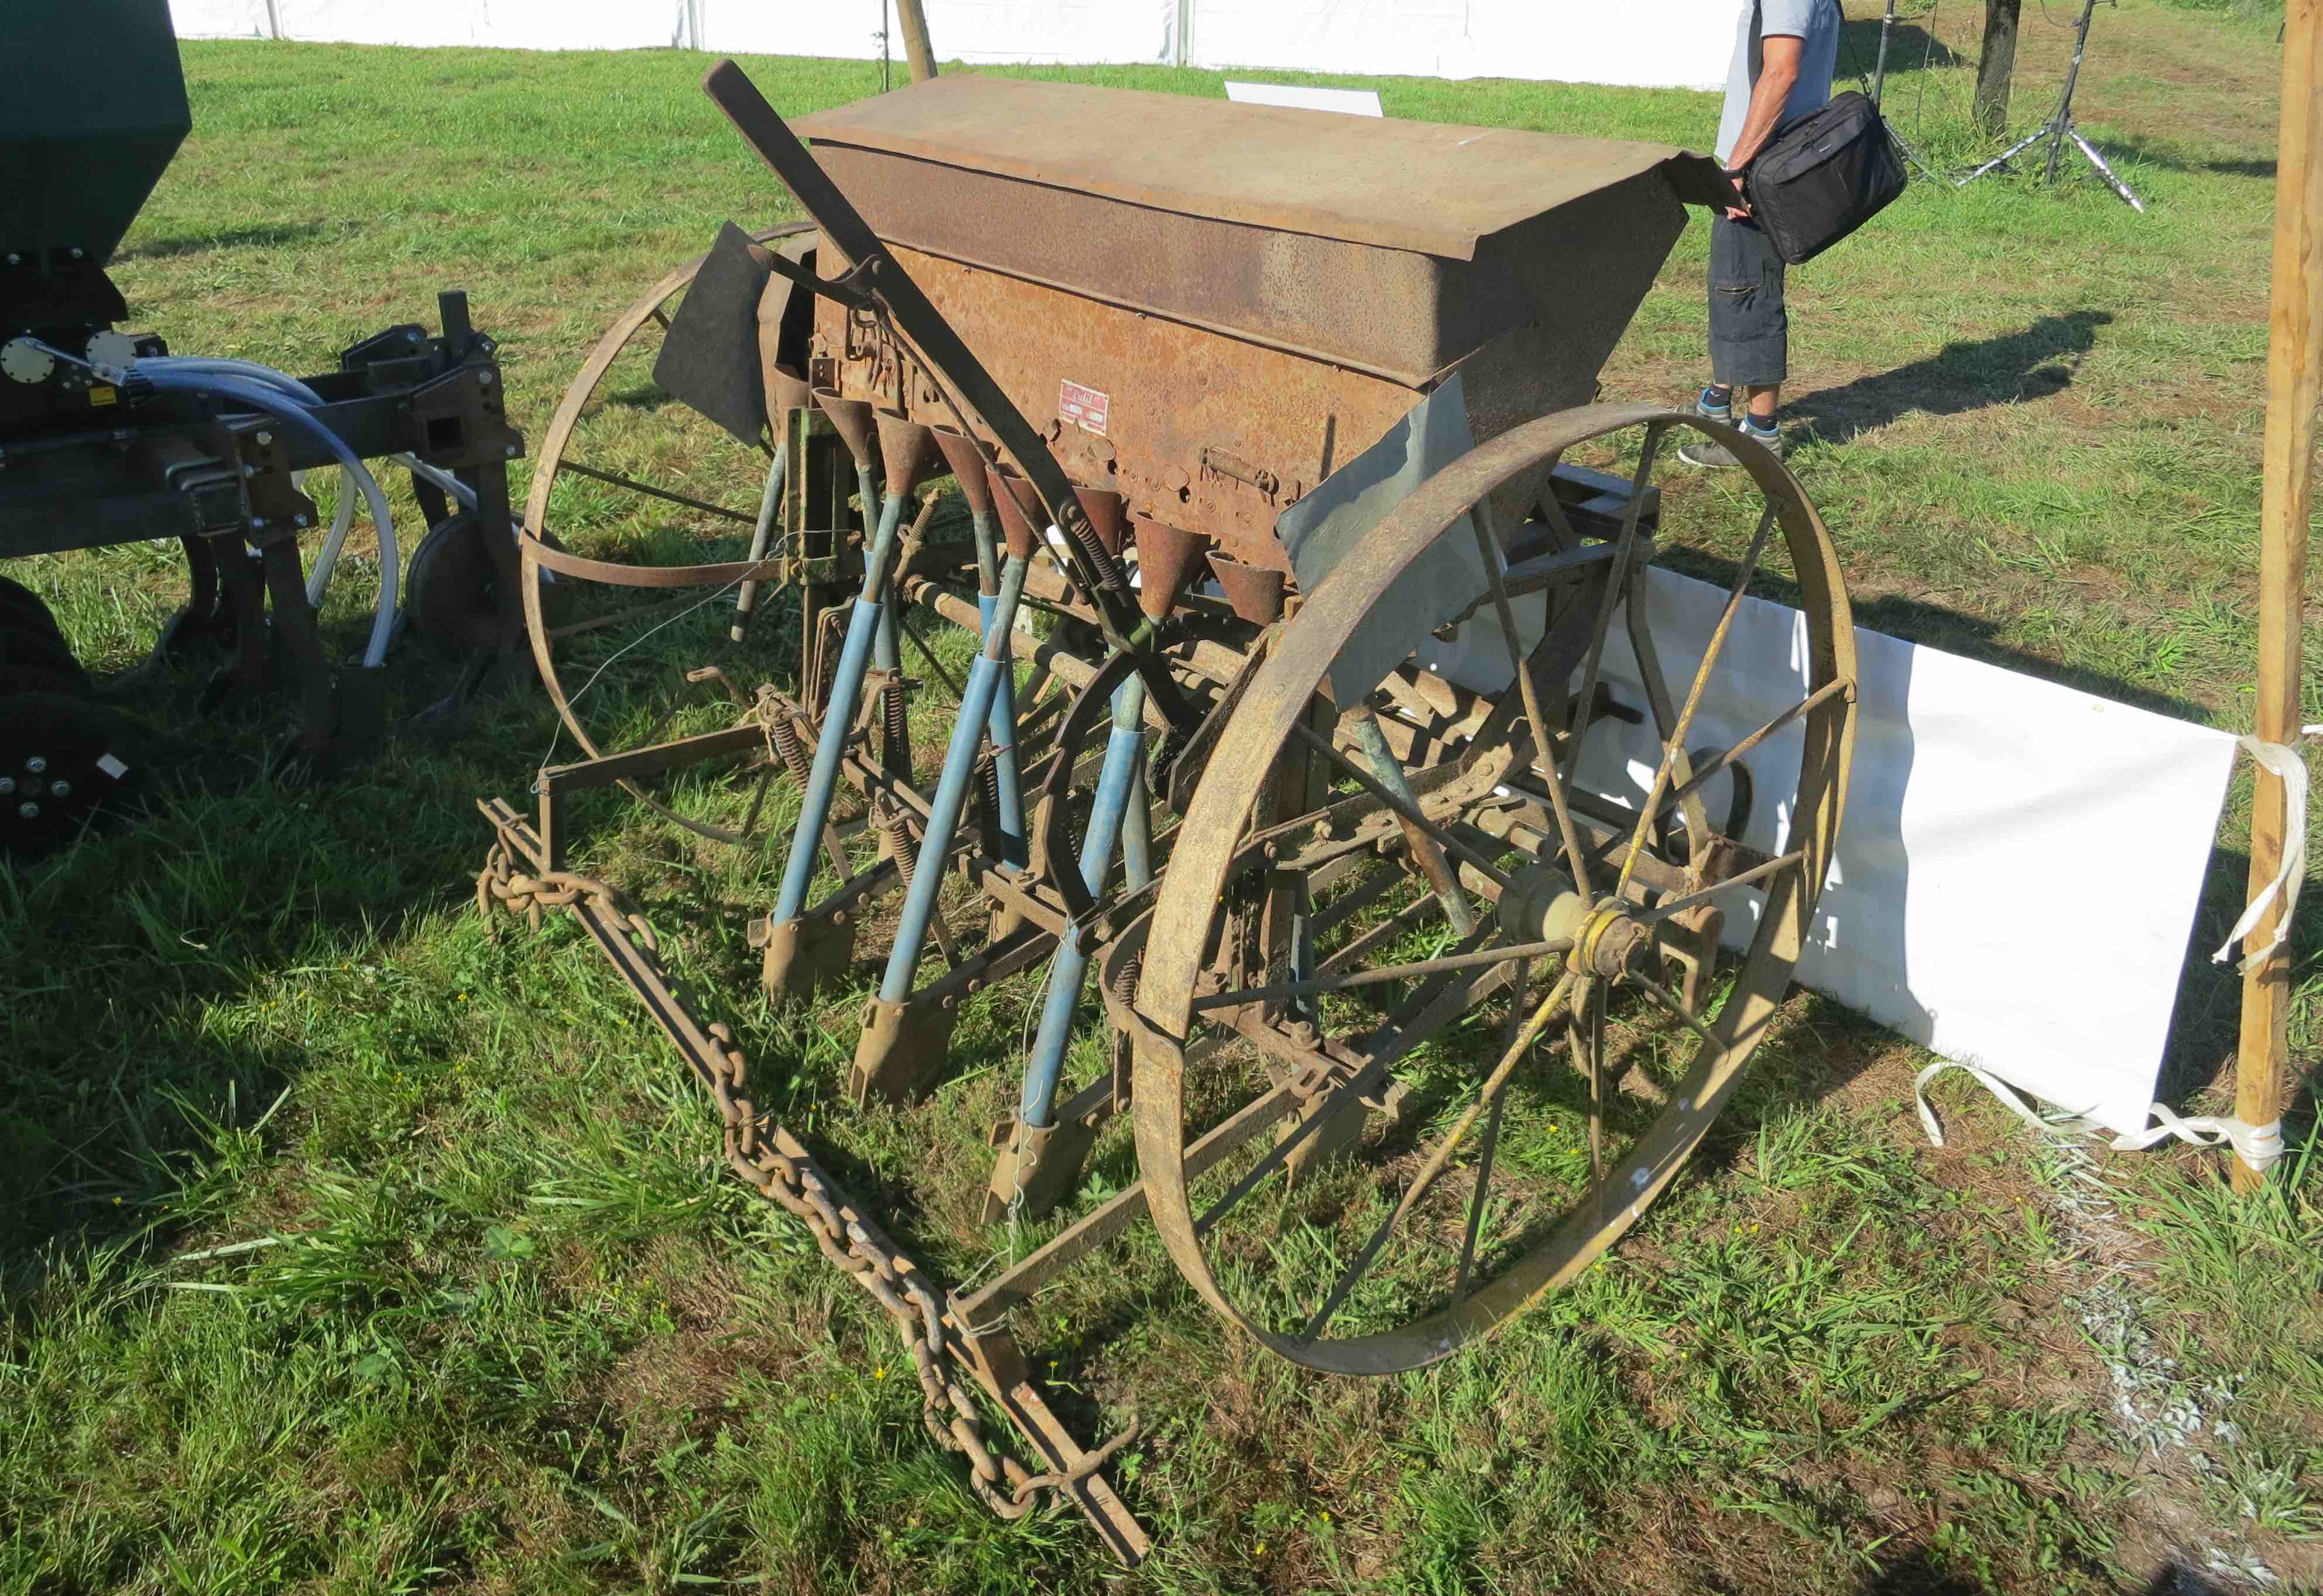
[480,64,1856,1563]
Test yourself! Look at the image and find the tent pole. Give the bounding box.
[896,0,937,81]
[2235,0,2323,1193]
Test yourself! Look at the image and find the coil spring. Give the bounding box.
[977,751,1002,824]
[766,709,812,785]
[880,801,918,889]
[1110,948,1141,1007]
[882,673,910,769]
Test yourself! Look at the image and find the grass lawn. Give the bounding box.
[5,3,2321,1592]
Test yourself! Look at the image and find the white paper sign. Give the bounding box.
[1570,568,2236,1136]
[1224,81,1384,116]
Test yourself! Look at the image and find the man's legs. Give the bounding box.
[1684,215,1790,467]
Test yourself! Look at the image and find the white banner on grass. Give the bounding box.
[1571,568,2238,1137]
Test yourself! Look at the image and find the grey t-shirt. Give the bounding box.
[1715,0,1842,165]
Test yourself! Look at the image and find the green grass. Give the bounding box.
[4,4,2321,1592]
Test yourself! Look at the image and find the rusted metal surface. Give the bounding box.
[794,74,1725,262]
[1130,406,1858,1377]
[795,78,1716,581]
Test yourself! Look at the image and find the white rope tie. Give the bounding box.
[2212,724,2323,972]
[1914,1061,2285,1176]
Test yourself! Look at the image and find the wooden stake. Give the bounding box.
[2235,0,2323,1193]
[895,0,937,83]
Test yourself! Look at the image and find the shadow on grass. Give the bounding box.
[1853,1544,1983,1594]
[0,643,539,1301]
[117,221,341,261]
[1789,309,2115,448]
[1837,18,1962,83]
[2088,132,2277,180]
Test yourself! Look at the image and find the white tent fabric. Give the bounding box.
[169,0,1737,90]
[170,0,700,48]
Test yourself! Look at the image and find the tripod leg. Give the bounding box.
[1889,127,1944,184]
[2044,118,2071,185]
[2071,125,2147,213]
[1957,122,2053,187]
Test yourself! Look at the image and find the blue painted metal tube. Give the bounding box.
[874,552,1032,1005]
[1018,673,1146,1128]
[1122,749,1153,891]
[965,504,1027,865]
[858,461,897,687]
[729,441,788,643]
[977,591,1028,864]
[768,485,907,924]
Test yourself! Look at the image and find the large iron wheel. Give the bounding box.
[519,222,819,844]
[1130,405,1856,1374]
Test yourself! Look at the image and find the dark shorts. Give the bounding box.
[1708,214,1788,388]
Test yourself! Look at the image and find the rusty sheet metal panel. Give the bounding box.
[793,74,1722,259]
[800,77,1709,571]
[796,76,1712,389]
[811,245,1420,570]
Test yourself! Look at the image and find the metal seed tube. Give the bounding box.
[1019,673,1147,1128]
[875,551,1033,1005]
[729,442,789,642]
[768,480,907,924]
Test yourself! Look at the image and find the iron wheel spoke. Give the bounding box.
[1455,958,1532,1300]
[556,459,760,526]
[1568,422,1668,756]
[1470,496,1599,899]
[1649,677,1852,834]
[1639,848,1807,925]
[1190,938,1571,1014]
[1629,967,1718,1047]
[1288,721,1516,893]
[1613,501,1779,899]
[1303,966,1577,1341]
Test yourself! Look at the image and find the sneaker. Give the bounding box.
[1695,385,1733,424]
[1679,416,1788,469]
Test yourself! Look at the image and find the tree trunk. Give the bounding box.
[895,0,937,83]
[1974,0,2023,135]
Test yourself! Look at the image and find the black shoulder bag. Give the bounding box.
[1739,3,1909,264]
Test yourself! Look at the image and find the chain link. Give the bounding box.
[474,838,1132,1520]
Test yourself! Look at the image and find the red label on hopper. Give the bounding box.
[1059,379,1110,436]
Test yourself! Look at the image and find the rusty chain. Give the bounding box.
[474,837,1133,1519]
[476,845,661,945]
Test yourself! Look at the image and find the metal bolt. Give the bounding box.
[294,514,309,528]
[505,445,518,458]
[251,517,268,530]
[255,431,273,447]
[24,756,44,774]
[16,802,36,820]
[478,370,494,386]
[48,779,70,799]
[68,246,84,259]
[4,253,18,266]
[406,331,421,343]
[0,777,13,795]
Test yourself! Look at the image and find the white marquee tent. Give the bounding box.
[167,0,1736,90]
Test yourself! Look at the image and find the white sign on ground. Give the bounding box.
[1224,81,1383,115]
[167,0,1739,91]
[1574,568,2238,1137]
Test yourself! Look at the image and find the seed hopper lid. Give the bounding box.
[794,75,1734,263]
